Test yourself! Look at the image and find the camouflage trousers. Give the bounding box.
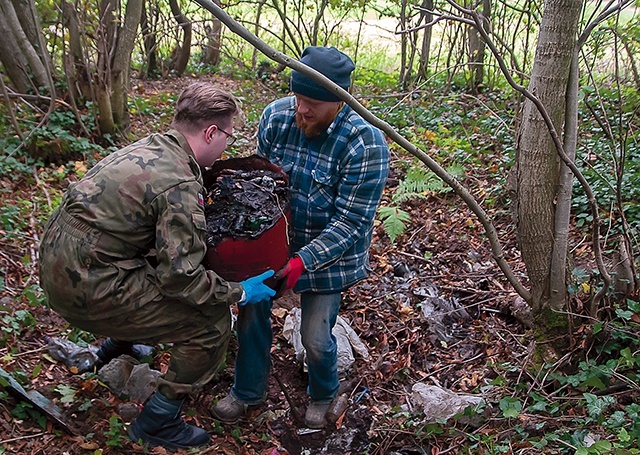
[39,209,231,399]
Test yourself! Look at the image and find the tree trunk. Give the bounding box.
[513,0,582,335]
[168,0,191,76]
[467,0,491,91]
[62,1,91,99]
[111,0,143,131]
[0,8,31,93]
[399,0,409,88]
[417,0,433,81]
[0,0,50,91]
[141,0,159,78]
[202,0,222,66]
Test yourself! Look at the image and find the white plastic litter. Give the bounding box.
[410,383,484,422]
[282,307,370,374]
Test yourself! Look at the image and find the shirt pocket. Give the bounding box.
[192,211,207,231]
[308,169,338,211]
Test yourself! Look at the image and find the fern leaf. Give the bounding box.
[378,206,410,243]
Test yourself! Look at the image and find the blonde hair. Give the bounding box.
[172,82,241,133]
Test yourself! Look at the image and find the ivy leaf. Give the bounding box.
[499,396,522,418]
[55,384,77,404]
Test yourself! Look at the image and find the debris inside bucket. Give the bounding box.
[204,168,290,246]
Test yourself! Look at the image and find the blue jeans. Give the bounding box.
[232,292,341,403]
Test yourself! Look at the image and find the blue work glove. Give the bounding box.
[239,270,276,305]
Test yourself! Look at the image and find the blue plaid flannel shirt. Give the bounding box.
[257,96,390,293]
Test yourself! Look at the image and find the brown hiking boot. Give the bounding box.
[304,401,331,428]
[210,394,250,423]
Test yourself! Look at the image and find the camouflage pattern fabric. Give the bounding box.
[39,130,241,398]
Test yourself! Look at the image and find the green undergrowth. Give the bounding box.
[2,67,640,453]
[372,299,640,454]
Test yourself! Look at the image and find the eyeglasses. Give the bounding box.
[216,126,237,147]
[207,125,237,147]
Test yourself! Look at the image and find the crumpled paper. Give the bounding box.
[282,307,370,373]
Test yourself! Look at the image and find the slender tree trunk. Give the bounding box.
[12,0,53,73]
[467,0,491,91]
[111,0,143,131]
[513,0,582,329]
[311,0,329,46]
[168,0,191,76]
[418,0,433,81]
[202,0,222,66]
[141,0,159,78]
[95,0,116,134]
[399,0,409,88]
[62,1,91,99]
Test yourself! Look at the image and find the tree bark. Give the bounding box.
[141,0,159,78]
[111,0,143,131]
[514,0,582,316]
[13,0,53,73]
[0,0,50,91]
[417,0,433,81]
[62,1,91,99]
[467,0,491,91]
[202,0,222,67]
[0,8,31,93]
[168,0,191,76]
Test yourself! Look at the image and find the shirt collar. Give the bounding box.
[165,129,202,180]
[325,104,347,136]
[166,129,194,158]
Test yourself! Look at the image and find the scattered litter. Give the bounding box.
[414,283,471,343]
[354,386,370,403]
[283,307,370,374]
[410,383,483,422]
[45,336,99,374]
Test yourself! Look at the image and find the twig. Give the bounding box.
[0,432,47,444]
[273,371,303,422]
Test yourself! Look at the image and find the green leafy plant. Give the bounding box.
[104,415,126,447]
[22,284,46,307]
[498,396,522,418]
[54,384,78,404]
[10,401,47,429]
[1,309,36,344]
[378,160,465,242]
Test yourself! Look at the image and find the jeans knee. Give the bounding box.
[302,332,334,358]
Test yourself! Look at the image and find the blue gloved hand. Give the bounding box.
[239,270,276,305]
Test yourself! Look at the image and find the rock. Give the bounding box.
[98,355,161,402]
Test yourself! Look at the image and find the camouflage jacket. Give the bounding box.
[39,130,242,319]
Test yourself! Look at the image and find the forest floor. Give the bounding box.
[0,74,573,455]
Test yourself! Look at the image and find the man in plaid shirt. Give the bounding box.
[212,46,390,428]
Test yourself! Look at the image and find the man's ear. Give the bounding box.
[205,124,216,142]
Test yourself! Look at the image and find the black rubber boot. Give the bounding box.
[127,392,211,449]
[96,338,134,365]
[96,338,156,368]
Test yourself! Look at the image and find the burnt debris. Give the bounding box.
[204,168,290,247]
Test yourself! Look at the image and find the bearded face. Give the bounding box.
[294,94,342,139]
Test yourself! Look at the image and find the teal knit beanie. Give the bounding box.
[290,46,355,102]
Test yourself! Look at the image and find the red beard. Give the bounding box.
[295,111,334,139]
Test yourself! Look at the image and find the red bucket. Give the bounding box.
[203,156,290,289]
